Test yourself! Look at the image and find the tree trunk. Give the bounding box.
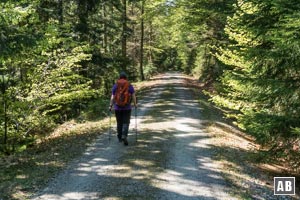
[102,2,108,53]
[122,0,127,66]
[58,0,63,25]
[77,0,88,36]
[3,99,7,148]
[148,22,153,64]
[1,75,7,149]
[139,0,145,80]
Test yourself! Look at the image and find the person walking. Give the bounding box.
[109,72,137,146]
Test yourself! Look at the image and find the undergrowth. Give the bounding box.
[0,102,111,200]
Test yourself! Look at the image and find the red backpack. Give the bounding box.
[114,79,131,107]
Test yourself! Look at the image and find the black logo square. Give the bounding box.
[274,177,295,195]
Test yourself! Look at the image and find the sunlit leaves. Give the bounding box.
[214,0,300,147]
[28,43,96,117]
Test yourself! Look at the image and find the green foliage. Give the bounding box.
[28,43,97,118]
[213,0,300,153]
[142,0,235,81]
[143,63,157,79]
[1,0,298,166]
[79,98,109,121]
[0,0,131,154]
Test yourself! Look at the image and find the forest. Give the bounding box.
[1,0,300,170]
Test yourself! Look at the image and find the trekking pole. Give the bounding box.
[135,97,138,143]
[109,108,112,142]
[135,107,137,142]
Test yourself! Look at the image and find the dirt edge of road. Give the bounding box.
[183,74,300,199]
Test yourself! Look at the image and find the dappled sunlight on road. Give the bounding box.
[42,192,99,200]
[32,72,239,200]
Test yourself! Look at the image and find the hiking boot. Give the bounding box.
[123,138,128,146]
[117,136,122,143]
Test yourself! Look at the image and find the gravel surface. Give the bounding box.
[31,72,279,200]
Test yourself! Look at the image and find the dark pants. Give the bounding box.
[115,109,131,139]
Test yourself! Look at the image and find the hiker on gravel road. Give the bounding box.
[109,72,137,146]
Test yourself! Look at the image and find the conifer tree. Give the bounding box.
[214,0,300,152]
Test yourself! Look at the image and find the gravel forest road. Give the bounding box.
[32,72,239,200]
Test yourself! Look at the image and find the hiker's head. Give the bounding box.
[119,72,127,79]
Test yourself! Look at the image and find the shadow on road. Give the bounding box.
[31,72,296,200]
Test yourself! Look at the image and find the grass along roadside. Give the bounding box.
[185,75,300,199]
[0,117,112,200]
[0,77,159,200]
